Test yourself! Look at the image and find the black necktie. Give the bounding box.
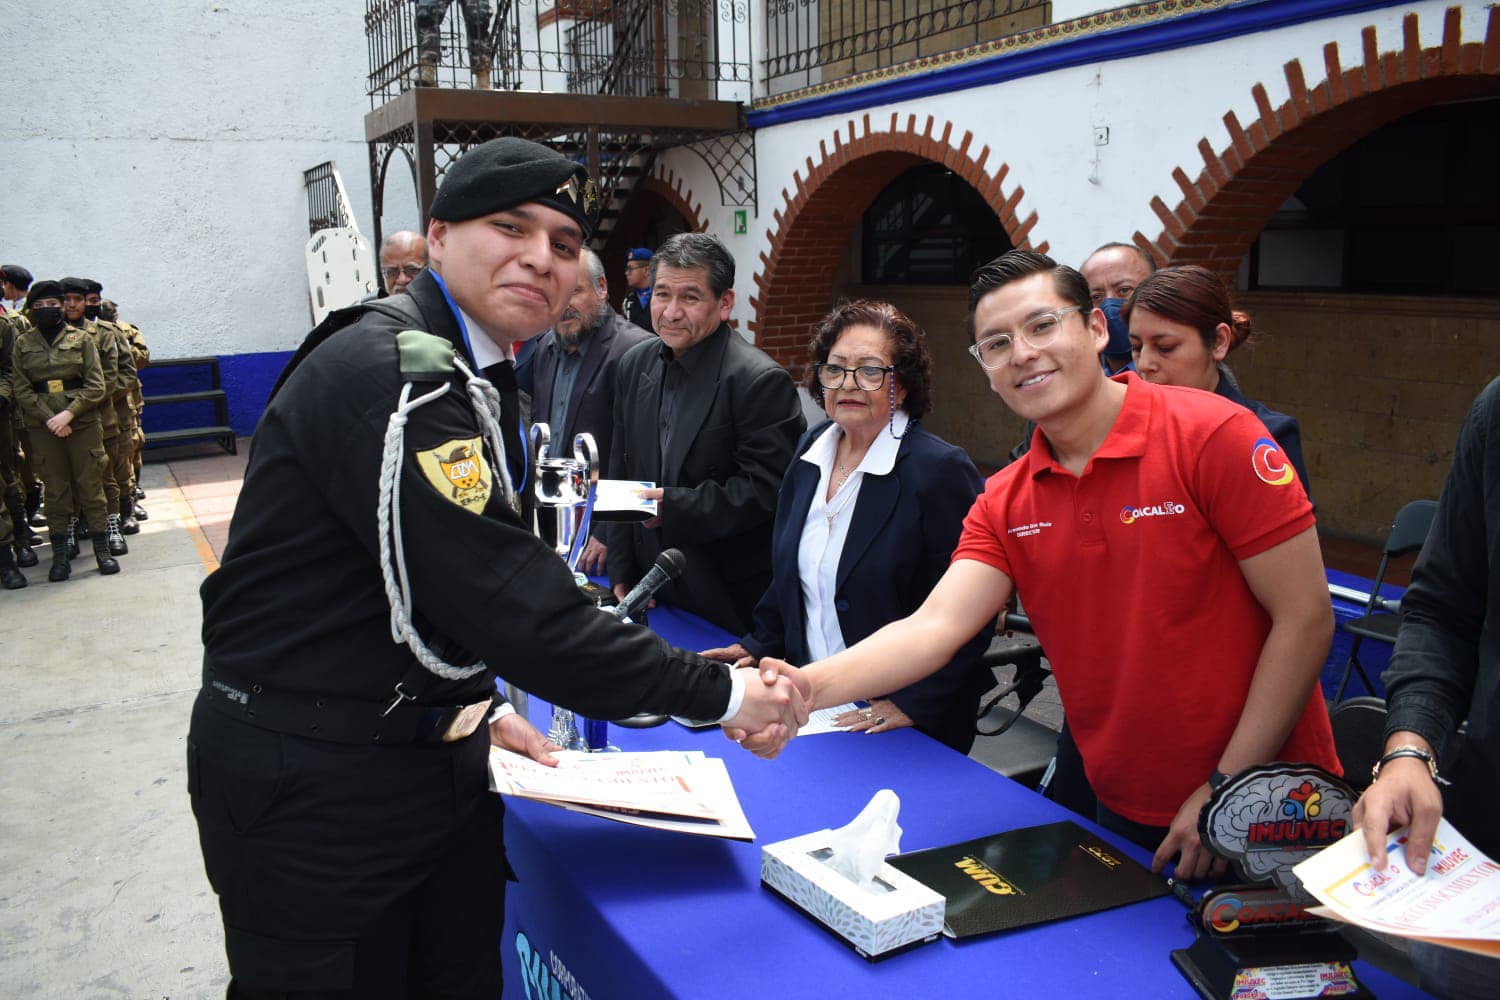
[484,361,527,509]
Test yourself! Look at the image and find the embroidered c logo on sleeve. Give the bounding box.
[1251,437,1295,486]
[417,437,493,511]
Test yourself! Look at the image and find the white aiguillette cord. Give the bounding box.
[375,357,514,681]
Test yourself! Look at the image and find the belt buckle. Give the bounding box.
[46,379,64,393]
[441,698,494,742]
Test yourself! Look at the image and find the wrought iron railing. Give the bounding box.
[763,0,1051,97]
[366,0,753,104]
[303,162,361,236]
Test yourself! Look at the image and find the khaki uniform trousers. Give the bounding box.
[31,420,110,534]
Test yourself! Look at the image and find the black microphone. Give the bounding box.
[609,548,686,623]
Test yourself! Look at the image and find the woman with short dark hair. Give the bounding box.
[1125,265,1312,496]
[703,299,989,751]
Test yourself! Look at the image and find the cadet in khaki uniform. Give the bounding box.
[85,281,140,535]
[1,293,41,569]
[11,280,119,579]
[60,277,128,556]
[0,326,32,589]
[103,299,149,515]
[2,264,45,530]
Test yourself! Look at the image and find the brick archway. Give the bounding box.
[638,167,709,235]
[601,166,709,313]
[751,113,1047,368]
[1136,6,1500,271]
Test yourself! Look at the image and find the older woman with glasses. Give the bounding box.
[703,300,990,752]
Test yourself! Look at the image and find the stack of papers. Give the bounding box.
[489,747,755,841]
[1293,818,1500,957]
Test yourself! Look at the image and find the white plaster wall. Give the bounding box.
[1,1,373,356]
[748,0,1480,291]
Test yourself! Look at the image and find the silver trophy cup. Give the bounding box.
[525,423,603,750]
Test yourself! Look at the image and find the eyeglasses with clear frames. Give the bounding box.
[967,305,1085,370]
[814,363,895,391]
[381,264,426,281]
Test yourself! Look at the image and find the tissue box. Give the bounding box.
[761,829,946,960]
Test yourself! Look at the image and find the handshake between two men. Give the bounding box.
[706,646,815,760]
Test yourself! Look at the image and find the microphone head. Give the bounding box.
[657,548,687,581]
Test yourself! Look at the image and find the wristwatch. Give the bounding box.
[1208,769,1230,791]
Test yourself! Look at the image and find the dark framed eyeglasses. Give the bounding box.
[814,363,895,391]
[381,264,425,281]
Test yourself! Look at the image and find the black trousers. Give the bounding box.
[188,694,508,998]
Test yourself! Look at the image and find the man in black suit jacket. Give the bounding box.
[532,248,653,571]
[607,233,804,634]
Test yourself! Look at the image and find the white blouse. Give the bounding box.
[797,411,910,661]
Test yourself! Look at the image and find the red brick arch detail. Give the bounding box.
[750,113,1048,368]
[1137,5,1500,272]
[638,167,710,234]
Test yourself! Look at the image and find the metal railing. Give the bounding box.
[763,0,1051,97]
[366,0,753,103]
[303,162,361,236]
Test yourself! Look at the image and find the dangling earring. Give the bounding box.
[888,378,908,440]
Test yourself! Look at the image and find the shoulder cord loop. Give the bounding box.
[375,358,516,680]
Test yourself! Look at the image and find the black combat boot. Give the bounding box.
[76,516,90,540]
[26,481,45,526]
[6,494,39,563]
[65,516,80,557]
[92,533,120,575]
[106,513,129,556]
[133,499,149,521]
[133,483,145,501]
[119,497,139,535]
[0,545,25,589]
[48,533,70,582]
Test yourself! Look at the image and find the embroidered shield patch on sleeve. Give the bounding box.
[416,437,493,512]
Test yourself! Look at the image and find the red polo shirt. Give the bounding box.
[955,375,1338,825]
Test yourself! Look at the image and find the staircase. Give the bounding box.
[140,357,236,456]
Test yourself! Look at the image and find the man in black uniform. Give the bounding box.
[190,138,804,999]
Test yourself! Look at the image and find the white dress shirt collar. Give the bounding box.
[461,308,516,367]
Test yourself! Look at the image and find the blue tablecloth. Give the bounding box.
[499,604,1428,999]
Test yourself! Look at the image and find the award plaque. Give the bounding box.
[1171,763,1376,1000]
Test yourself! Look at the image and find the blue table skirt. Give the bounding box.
[498,604,1428,999]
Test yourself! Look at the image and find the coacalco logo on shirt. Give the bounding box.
[1251,436,1295,486]
[417,437,492,512]
[1118,500,1186,525]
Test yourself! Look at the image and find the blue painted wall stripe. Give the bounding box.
[748,0,1415,129]
[140,351,292,439]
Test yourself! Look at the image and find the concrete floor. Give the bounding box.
[0,458,227,998]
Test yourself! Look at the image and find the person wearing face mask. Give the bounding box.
[0,320,34,587]
[99,298,151,519]
[2,264,46,535]
[1,266,43,568]
[1124,265,1311,498]
[59,278,130,558]
[9,280,118,579]
[83,279,141,536]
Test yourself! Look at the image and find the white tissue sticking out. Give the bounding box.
[824,789,903,887]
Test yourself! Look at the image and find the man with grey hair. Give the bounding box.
[530,248,653,572]
[379,231,429,295]
[607,233,804,633]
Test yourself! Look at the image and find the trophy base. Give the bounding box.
[613,713,669,729]
[1172,929,1375,1000]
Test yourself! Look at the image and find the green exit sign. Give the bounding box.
[732,209,747,235]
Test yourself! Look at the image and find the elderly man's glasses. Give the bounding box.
[814,363,894,391]
[381,264,425,281]
[967,306,1084,370]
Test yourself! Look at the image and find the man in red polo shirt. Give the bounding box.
[749,250,1339,879]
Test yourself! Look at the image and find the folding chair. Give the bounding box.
[1328,696,1387,793]
[1334,499,1438,702]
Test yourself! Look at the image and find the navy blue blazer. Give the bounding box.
[741,420,990,752]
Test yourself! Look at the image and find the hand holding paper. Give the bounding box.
[1353,736,1445,874]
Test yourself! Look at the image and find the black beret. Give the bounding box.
[82,278,103,295]
[26,280,64,305]
[1,264,32,288]
[429,137,600,239]
[59,277,89,295]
